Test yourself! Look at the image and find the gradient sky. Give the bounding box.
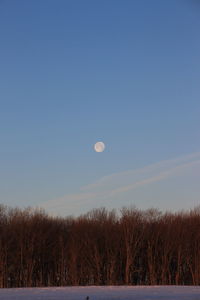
[0,0,200,216]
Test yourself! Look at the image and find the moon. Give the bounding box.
[94,141,105,152]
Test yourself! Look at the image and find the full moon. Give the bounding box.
[94,141,105,152]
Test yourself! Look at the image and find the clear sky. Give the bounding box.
[0,0,200,216]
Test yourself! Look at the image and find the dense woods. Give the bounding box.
[0,204,200,287]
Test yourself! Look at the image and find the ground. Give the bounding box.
[0,286,200,300]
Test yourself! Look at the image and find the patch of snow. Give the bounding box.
[0,286,200,300]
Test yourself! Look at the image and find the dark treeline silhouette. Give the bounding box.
[0,204,200,287]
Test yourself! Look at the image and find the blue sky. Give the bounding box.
[0,0,200,216]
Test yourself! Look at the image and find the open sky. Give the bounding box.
[0,0,200,216]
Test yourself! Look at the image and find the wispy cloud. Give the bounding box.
[82,152,200,191]
[40,152,200,216]
[109,159,200,197]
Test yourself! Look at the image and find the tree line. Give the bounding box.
[0,204,200,287]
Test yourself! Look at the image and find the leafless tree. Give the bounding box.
[0,204,199,287]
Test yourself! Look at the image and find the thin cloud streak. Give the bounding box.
[82,151,200,191]
[40,152,200,215]
[109,159,200,197]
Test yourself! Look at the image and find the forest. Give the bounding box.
[0,204,200,288]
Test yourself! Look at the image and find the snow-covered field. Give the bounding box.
[0,286,200,300]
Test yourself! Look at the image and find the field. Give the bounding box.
[0,286,200,300]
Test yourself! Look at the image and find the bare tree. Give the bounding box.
[0,204,200,287]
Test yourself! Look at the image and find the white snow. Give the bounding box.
[0,286,200,300]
